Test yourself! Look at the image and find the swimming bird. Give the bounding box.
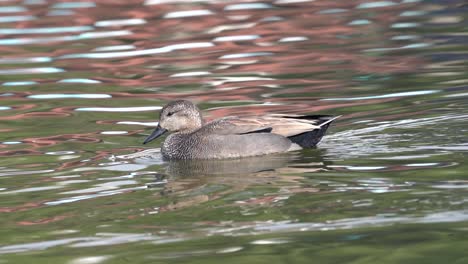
[143,100,338,159]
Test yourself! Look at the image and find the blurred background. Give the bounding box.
[0,0,467,263]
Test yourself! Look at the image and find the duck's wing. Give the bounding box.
[204,115,334,137]
[256,115,322,137]
[202,116,273,135]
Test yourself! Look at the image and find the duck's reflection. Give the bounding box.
[136,150,332,212]
[127,148,330,177]
[166,152,296,177]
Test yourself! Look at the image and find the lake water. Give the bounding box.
[1,0,467,263]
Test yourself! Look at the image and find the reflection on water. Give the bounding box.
[0,0,467,262]
[121,150,319,177]
[164,154,299,177]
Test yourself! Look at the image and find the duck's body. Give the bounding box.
[161,123,294,159]
[143,100,338,160]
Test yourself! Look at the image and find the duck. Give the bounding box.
[143,100,338,159]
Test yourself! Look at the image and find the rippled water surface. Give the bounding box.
[1,0,467,263]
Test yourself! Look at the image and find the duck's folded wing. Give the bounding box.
[203,116,273,135]
[204,115,322,137]
[262,115,322,137]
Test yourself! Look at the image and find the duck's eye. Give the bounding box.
[167,111,174,117]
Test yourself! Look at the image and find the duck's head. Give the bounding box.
[143,100,203,144]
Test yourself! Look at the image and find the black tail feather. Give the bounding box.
[287,115,337,148]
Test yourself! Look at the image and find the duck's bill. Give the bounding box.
[143,125,167,144]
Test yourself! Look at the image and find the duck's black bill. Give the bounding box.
[143,125,167,144]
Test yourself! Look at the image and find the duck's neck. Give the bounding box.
[178,115,204,134]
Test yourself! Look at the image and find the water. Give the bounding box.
[1,0,467,263]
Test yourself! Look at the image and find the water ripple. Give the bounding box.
[69,256,110,264]
[47,10,74,16]
[219,52,273,59]
[1,186,63,194]
[0,26,93,35]
[0,238,95,254]
[213,35,259,42]
[348,19,372,26]
[278,36,308,42]
[224,3,273,10]
[391,22,420,28]
[164,10,214,19]
[0,6,27,13]
[60,42,214,59]
[251,210,468,233]
[2,81,38,86]
[117,121,158,126]
[356,1,397,9]
[318,9,347,14]
[52,2,96,8]
[0,169,54,177]
[0,15,36,22]
[400,10,426,17]
[1,141,21,144]
[170,72,211,77]
[95,18,146,27]
[321,90,440,101]
[28,94,111,99]
[75,106,162,112]
[208,22,256,34]
[57,79,101,84]
[324,114,468,158]
[0,30,131,45]
[45,186,147,206]
[0,67,64,75]
[275,0,315,4]
[0,57,51,64]
[93,45,135,52]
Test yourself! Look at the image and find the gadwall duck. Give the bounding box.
[143,100,339,159]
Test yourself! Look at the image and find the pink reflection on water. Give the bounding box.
[0,0,430,177]
[1,0,423,92]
